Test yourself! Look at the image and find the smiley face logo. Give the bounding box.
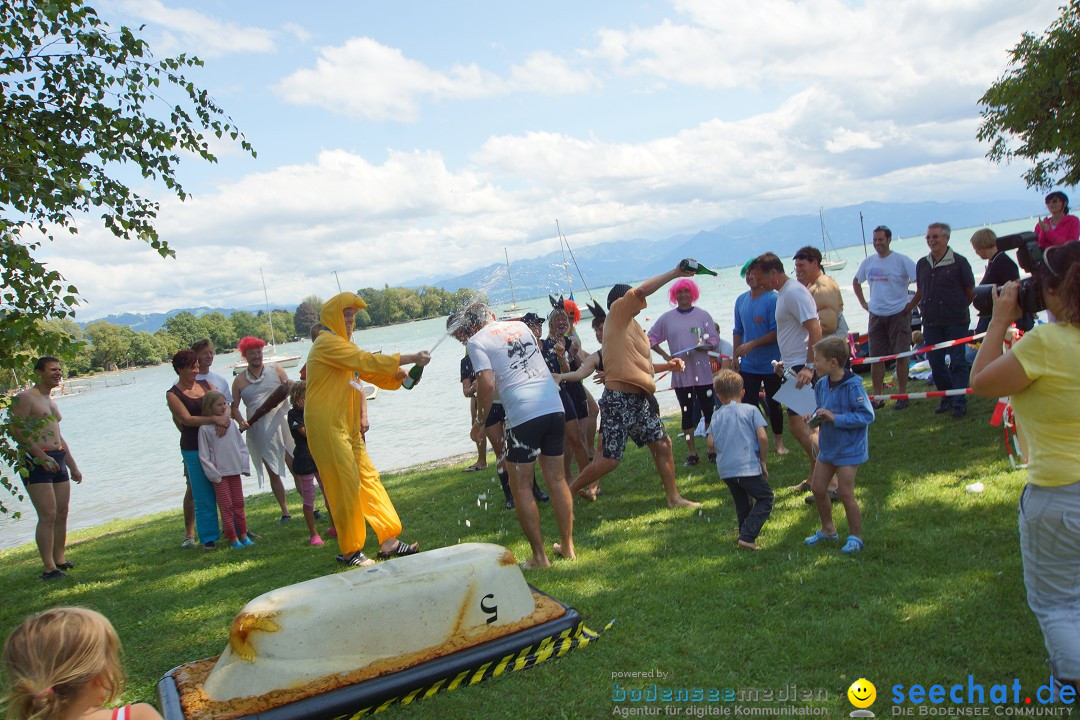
[848,678,876,709]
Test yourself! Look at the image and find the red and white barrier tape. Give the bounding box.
[868,388,972,401]
[850,332,986,366]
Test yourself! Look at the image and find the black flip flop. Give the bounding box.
[377,540,419,560]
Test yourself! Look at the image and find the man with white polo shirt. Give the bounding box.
[751,252,822,491]
[458,304,575,569]
[853,226,919,409]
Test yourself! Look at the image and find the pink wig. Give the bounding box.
[237,336,266,355]
[668,278,700,305]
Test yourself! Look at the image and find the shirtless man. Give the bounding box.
[11,356,83,580]
[793,246,849,340]
[231,337,293,522]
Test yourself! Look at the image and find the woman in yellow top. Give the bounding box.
[971,241,1080,691]
[305,292,431,567]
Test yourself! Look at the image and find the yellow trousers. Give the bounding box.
[311,429,401,556]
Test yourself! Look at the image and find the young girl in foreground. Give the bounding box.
[287,381,330,546]
[2,606,163,720]
[197,390,253,549]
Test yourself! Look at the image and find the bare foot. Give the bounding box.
[791,480,811,492]
[774,443,789,456]
[577,488,598,502]
[520,556,551,569]
[667,496,702,509]
[552,542,576,560]
[737,540,762,551]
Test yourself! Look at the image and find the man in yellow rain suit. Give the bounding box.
[305,292,431,566]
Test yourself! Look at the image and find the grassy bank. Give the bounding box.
[0,388,1048,718]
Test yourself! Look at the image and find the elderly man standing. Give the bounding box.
[751,253,822,491]
[852,225,919,409]
[915,222,975,418]
[305,292,429,567]
[231,336,293,523]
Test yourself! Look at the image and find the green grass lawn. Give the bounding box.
[0,386,1052,719]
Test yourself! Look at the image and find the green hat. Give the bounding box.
[739,257,755,278]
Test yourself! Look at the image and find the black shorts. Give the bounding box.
[785,364,817,416]
[563,381,589,420]
[23,449,69,485]
[485,403,506,428]
[505,412,566,463]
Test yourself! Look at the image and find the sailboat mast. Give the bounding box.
[260,268,278,352]
[555,219,574,296]
[504,247,517,307]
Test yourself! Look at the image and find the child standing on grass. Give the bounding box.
[288,381,332,546]
[2,606,163,720]
[197,391,253,550]
[804,336,875,555]
[706,369,772,551]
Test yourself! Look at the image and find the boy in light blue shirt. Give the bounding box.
[706,370,772,551]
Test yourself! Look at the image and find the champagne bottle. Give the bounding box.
[679,258,718,276]
[401,364,423,390]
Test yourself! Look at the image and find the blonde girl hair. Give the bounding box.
[201,390,226,416]
[2,607,125,720]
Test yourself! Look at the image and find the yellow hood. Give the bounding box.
[320,292,367,340]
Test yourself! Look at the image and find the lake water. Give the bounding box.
[0,217,1036,549]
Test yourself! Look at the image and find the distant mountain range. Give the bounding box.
[80,306,291,334]
[85,199,1039,330]
[410,199,1040,305]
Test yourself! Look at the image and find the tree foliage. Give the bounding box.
[0,0,254,511]
[978,0,1080,189]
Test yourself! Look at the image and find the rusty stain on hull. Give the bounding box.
[229,613,280,663]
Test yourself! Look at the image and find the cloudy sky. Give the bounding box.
[37,0,1060,319]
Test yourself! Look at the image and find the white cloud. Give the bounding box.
[275,39,598,121]
[115,0,276,57]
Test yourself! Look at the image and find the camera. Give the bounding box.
[971,232,1045,316]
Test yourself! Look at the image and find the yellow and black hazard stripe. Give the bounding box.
[335,620,601,719]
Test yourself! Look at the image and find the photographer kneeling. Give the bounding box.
[971,240,1080,691]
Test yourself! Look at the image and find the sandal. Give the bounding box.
[841,536,865,555]
[377,540,420,560]
[57,561,75,571]
[344,551,376,567]
[463,464,487,473]
[804,530,839,546]
[683,455,700,467]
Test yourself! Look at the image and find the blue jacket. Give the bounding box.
[813,370,874,466]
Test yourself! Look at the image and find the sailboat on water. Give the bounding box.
[818,208,847,271]
[231,269,302,375]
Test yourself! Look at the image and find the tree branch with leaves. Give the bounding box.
[978,0,1080,189]
[0,0,255,512]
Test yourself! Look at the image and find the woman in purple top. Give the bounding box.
[648,279,720,466]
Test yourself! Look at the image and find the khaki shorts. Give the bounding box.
[868,311,911,356]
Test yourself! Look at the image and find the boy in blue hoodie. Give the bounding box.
[804,336,875,554]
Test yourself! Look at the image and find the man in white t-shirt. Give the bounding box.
[853,225,919,409]
[458,304,575,569]
[751,253,822,490]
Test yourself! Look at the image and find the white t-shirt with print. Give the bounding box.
[467,321,563,428]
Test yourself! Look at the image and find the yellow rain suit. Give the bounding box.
[305,292,405,556]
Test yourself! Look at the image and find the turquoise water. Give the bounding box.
[0,217,1037,549]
